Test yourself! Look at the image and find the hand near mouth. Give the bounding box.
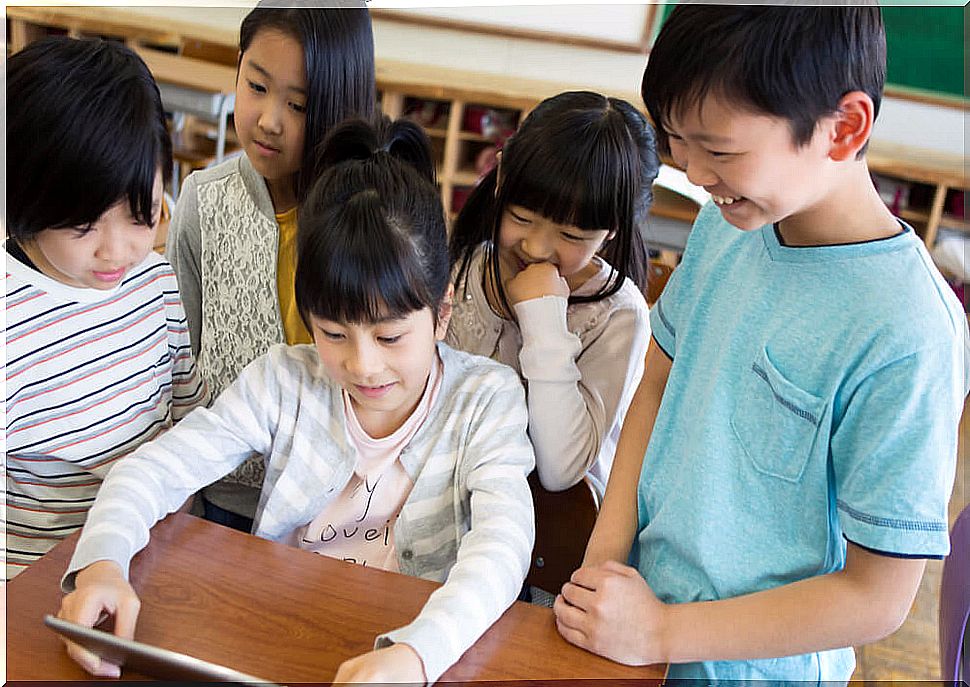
[507,261,570,305]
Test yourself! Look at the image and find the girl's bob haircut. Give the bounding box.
[450,91,659,313]
[7,37,172,241]
[239,0,376,203]
[296,117,448,328]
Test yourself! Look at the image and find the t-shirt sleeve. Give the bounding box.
[831,341,963,558]
[649,265,681,359]
[649,202,723,359]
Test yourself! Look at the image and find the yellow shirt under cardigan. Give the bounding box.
[275,207,312,345]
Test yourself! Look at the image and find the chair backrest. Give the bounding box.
[645,260,674,306]
[525,472,600,595]
[940,502,970,683]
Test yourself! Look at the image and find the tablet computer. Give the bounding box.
[44,614,284,685]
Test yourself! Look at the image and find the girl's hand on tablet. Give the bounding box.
[332,642,427,686]
[57,560,141,678]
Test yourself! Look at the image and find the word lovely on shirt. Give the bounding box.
[300,474,402,569]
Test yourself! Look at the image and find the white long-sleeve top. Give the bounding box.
[62,342,535,684]
[446,246,650,494]
[5,250,208,579]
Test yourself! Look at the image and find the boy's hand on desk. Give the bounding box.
[507,262,570,305]
[57,560,141,678]
[332,643,427,685]
[554,560,668,666]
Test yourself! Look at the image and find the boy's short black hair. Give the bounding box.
[7,37,172,241]
[642,5,886,154]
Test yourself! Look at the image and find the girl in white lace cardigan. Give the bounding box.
[57,117,535,686]
[165,3,377,526]
[447,91,660,497]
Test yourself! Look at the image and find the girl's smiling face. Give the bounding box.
[234,28,307,209]
[497,205,613,291]
[310,305,451,439]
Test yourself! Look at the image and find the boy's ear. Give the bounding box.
[828,91,875,162]
[435,283,455,341]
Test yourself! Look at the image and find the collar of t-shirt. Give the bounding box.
[342,351,444,482]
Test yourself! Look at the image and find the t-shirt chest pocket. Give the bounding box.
[730,349,826,483]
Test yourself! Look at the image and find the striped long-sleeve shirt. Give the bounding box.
[5,250,208,579]
[63,342,535,683]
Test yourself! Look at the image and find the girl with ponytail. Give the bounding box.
[57,117,536,686]
[448,91,660,498]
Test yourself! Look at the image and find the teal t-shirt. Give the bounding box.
[640,202,967,681]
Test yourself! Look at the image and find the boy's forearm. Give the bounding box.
[658,546,924,664]
[584,339,671,567]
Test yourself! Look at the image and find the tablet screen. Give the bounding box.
[44,615,283,685]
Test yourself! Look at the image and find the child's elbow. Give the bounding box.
[857,592,915,644]
[535,465,580,493]
[870,602,911,641]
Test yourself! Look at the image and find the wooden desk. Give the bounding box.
[7,513,666,684]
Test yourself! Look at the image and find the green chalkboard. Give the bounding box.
[653,4,967,101]
[882,6,965,99]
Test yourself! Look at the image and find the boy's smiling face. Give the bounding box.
[665,95,837,232]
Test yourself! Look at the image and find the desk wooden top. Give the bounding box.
[7,513,665,684]
[868,140,968,190]
[132,45,237,94]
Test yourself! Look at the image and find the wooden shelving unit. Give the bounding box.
[867,141,968,248]
[7,6,695,233]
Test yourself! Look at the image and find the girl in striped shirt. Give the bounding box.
[57,117,535,685]
[5,37,208,579]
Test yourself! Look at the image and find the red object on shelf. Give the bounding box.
[463,105,490,134]
[452,187,473,213]
[948,190,967,219]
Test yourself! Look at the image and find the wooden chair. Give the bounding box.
[525,471,600,596]
[646,259,674,306]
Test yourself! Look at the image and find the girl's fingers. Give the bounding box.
[64,639,120,678]
[112,595,142,641]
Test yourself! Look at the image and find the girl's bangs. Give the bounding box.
[503,135,629,234]
[312,254,427,325]
[299,205,431,326]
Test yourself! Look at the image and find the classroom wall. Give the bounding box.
[372,16,966,157]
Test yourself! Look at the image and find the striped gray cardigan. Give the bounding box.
[64,342,535,683]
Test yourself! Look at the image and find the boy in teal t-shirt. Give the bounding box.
[553,5,968,682]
